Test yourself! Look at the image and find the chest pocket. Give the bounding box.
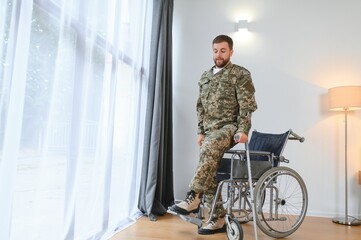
[216,77,236,101]
[199,77,210,100]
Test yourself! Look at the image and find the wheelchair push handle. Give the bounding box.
[235,130,305,143]
[289,130,305,142]
[233,134,240,142]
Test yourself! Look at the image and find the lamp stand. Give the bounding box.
[332,109,361,226]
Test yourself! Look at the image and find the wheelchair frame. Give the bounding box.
[198,129,308,240]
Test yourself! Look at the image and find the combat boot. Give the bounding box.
[169,190,202,215]
[198,216,226,235]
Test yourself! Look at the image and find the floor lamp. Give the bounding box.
[328,85,361,226]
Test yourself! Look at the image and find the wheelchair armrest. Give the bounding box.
[224,149,244,154]
[248,150,273,156]
[225,149,273,157]
[225,149,274,165]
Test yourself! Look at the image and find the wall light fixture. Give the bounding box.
[236,20,249,32]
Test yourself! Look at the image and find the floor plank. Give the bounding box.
[111,213,361,240]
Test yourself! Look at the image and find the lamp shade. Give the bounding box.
[328,86,361,111]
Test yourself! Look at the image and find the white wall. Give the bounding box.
[172,0,361,218]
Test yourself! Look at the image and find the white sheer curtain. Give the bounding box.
[0,0,152,239]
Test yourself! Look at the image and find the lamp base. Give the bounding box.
[332,217,361,226]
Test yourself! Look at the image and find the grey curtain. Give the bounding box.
[138,0,174,221]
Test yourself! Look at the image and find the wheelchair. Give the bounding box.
[179,129,308,240]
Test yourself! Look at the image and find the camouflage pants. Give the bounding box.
[189,124,237,218]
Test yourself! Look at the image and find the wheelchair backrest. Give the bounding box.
[249,130,291,165]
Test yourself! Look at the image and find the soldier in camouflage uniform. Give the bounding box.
[169,35,257,235]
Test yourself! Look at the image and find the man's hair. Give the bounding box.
[212,35,233,50]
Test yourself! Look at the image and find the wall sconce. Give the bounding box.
[236,20,249,32]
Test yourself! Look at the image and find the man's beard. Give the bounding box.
[214,58,230,68]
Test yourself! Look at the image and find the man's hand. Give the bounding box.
[197,134,205,146]
[234,132,248,143]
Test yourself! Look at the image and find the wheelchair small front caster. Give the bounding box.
[226,218,243,240]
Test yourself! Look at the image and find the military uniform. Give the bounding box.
[190,62,257,217]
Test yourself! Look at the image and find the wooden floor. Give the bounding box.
[111,213,361,240]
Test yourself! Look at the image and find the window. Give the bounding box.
[0,0,152,239]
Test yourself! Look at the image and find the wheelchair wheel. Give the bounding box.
[254,166,308,238]
[226,218,243,240]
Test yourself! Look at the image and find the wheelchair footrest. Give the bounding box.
[167,208,203,227]
[179,215,203,227]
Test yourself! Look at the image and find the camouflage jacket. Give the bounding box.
[196,62,257,135]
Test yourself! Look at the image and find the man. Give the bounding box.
[169,35,257,235]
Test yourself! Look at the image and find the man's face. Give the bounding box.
[213,41,233,68]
